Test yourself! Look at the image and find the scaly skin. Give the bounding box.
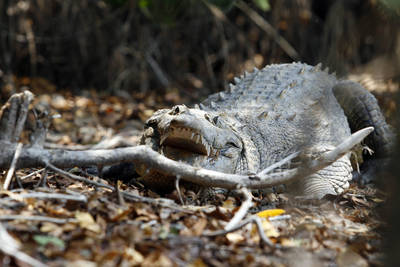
[138,62,391,198]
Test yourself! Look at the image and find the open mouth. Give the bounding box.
[160,126,213,156]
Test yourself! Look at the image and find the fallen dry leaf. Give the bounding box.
[257,208,285,218]
[75,211,101,234]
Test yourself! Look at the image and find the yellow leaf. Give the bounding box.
[226,232,245,244]
[222,197,235,209]
[256,209,285,218]
[261,220,279,238]
[75,211,101,233]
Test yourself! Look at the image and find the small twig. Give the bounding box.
[20,168,45,180]
[0,224,47,267]
[224,187,253,231]
[13,91,34,142]
[205,187,277,247]
[0,215,77,224]
[45,161,115,191]
[3,142,23,190]
[115,180,126,206]
[252,216,276,247]
[236,1,299,60]
[204,215,276,247]
[15,175,24,189]
[175,175,185,205]
[14,192,87,202]
[35,167,48,188]
[45,161,193,213]
[258,152,300,176]
[269,214,291,221]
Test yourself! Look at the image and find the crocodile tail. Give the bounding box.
[333,81,394,158]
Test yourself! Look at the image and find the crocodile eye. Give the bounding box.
[226,141,239,148]
[213,116,219,125]
[204,114,212,122]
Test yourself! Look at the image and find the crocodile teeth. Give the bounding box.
[191,132,195,139]
[205,143,211,156]
[160,133,169,145]
[195,134,200,144]
[234,77,241,84]
[199,136,210,156]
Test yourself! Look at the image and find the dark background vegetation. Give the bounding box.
[0,0,399,265]
[0,0,399,100]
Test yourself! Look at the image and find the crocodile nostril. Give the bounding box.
[171,105,188,115]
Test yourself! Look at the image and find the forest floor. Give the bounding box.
[0,72,397,266]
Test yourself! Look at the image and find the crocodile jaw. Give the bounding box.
[142,105,247,173]
[160,125,214,157]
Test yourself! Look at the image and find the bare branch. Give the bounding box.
[175,175,185,205]
[20,168,45,180]
[0,127,374,191]
[0,215,77,224]
[204,215,276,247]
[224,187,253,231]
[3,142,23,190]
[12,91,34,142]
[0,224,47,267]
[14,192,87,202]
[45,161,193,213]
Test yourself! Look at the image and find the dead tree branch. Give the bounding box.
[3,142,23,190]
[0,128,373,190]
[0,223,47,267]
[0,90,373,194]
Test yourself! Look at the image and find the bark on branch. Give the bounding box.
[0,90,373,191]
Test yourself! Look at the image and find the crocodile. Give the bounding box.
[137,62,392,198]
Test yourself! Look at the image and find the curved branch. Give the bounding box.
[0,127,374,190]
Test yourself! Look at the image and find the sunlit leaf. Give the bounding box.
[226,232,245,243]
[75,211,101,233]
[256,208,285,218]
[261,220,279,237]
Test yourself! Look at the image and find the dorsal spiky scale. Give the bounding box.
[201,62,337,114]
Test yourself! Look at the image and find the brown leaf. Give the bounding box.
[337,249,368,267]
[75,211,101,234]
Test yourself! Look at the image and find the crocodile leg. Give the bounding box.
[333,81,394,182]
[333,81,393,157]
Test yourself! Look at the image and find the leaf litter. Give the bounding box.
[0,89,388,266]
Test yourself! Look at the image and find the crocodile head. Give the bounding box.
[138,105,258,189]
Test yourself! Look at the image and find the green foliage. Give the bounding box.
[252,0,270,11]
[379,0,400,16]
[33,235,65,249]
[138,0,193,26]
